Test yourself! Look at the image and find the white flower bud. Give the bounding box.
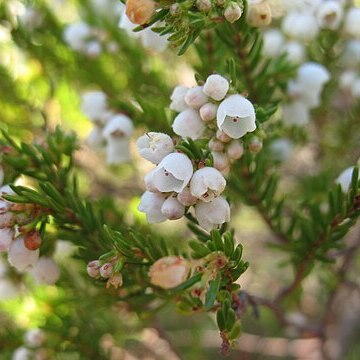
[247,1,272,27]
[172,108,206,140]
[316,1,343,30]
[87,260,101,278]
[224,2,243,23]
[199,103,218,122]
[8,237,39,272]
[87,125,105,150]
[149,256,189,289]
[64,22,92,52]
[281,41,305,64]
[25,329,46,347]
[136,132,174,164]
[212,151,230,171]
[170,86,189,112]
[161,196,185,220]
[336,166,358,193]
[262,29,284,58]
[227,140,244,160]
[12,347,32,360]
[138,191,167,223]
[105,138,131,164]
[203,75,230,101]
[177,187,198,206]
[151,153,194,193]
[216,130,232,143]
[351,78,360,98]
[103,114,134,138]
[196,0,212,12]
[282,12,319,42]
[184,86,208,109]
[30,257,60,285]
[217,94,256,139]
[296,62,330,90]
[248,137,263,153]
[344,7,360,38]
[209,138,225,152]
[0,228,13,252]
[195,196,230,232]
[190,167,226,202]
[100,263,113,278]
[282,101,310,126]
[81,91,107,121]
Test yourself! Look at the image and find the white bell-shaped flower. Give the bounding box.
[336,166,358,193]
[105,139,131,164]
[64,22,92,52]
[344,7,360,38]
[8,236,39,272]
[177,187,198,206]
[161,196,185,220]
[144,169,159,192]
[282,12,319,42]
[262,29,284,58]
[149,256,189,289]
[199,103,218,122]
[103,114,134,138]
[170,86,189,112]
[203,75,230,101]
[30,257,60,285]
[296,62,330,90]
[184,86,208,109]
[0,228,13,252]
[151,153,193,193]
[81,91,107,121]
[316,1,343,30]
[172,108,205,140]
[195,196,231,231]
[224,2,243,23]
[138,191,167,223]
[190,167,226,202]
[217,94,256,139]
[136,132,174,164]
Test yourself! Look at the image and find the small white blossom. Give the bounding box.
[150,153,193,193]
[136,132,174,164]
[184,86,208,109]
[203,75,230,101]
[24,329,46,347]
[344,7,360,38]
[282,12,319,42]
[0,228,13,252]
[177,187,198,206]
[262,29,284,58]
[149,256,189,289]
[247,1,272,27]
[103,114,134,138]
[195,196,230,231]
[8,237,39,272]
[316,1,343,30]
[197,0,212,12]
[296,62,330,90]
[172,108,205,140]
[190,167,226,202]
[87,260,101,278]
[170,86,189,112]
[336,166,358,193]
[224,2,243,23]
[248,136,263,153]
[217,94,256,139]
[30,257,60,285]
[138,191,167,223]
[227,140,244,160]
[281,41,306,64]
[212,151,230,172]
[81,91,108,121]
[64,22,92,52]
[161,196,185,220]
[199,103,218,122]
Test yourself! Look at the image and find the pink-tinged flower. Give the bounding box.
[30,257,60,285]
[217,95,256,139]
[136,132,174,164]
[200,103,218,122]
[227,140,244,160]
[184,86,208,109]
[87,260,101,278]
[190,167,226,202]
[8,236,39,272]
[0,228,13,252]
[138,191,167,223]
[81,91,107,121]
[172,109,205,140]
[203,75,230,101]
[100,263,113,278]
[195,196,231,231]
[151,153,193,193]
[149,256,189,289]
[161,196,185,220]
[177,187,198,206]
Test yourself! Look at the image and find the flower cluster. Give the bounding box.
[81,91,134,165]
[87,256,123,289]
[0,180,60,285]
[137,74,258,231]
